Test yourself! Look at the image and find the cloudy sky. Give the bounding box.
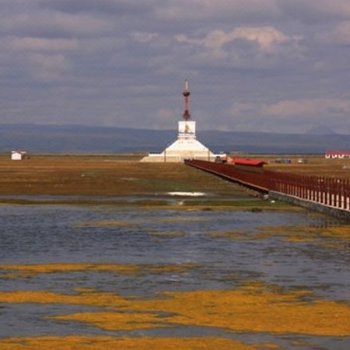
[1,0,350,133]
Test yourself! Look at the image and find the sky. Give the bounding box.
[1,0,350,134]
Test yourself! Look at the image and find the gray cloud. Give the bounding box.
[37,0,151,15]
[0,0,349,134]
[280,0,350,22]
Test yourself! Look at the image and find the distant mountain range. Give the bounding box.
[0,124,349,154]
[306,125,337,135]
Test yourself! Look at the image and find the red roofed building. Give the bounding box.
[325,151,350,159]
[232,158,266,173]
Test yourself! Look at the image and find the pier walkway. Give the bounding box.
[185,159,350,220]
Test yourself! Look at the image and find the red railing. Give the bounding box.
[185,160,350,211]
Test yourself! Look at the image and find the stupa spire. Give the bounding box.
[182,79,191,121]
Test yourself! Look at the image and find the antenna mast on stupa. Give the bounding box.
[182,79,191,121]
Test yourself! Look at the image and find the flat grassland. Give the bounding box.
[0,154,347,209]
[0,154,244,196]
[262,155,350,178]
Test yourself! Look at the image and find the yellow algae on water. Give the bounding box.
[255,226,314,242]
[0,263,139,279]
[0,290,129,308]
[141,285,350,336]
[255,224,350,244]
[254,343,281,350]
[52,311,164,331]
[156,216,209,223]
[1,283,350,336]
[324,226,350,240]
[208,230,250,240]
[0,262,198,279]
[0,336,255,350]
[77,219,137,228]
[150,230,187,238]
[145,263,199,274]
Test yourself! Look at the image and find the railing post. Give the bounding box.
[326,178,330,206]
[346,180,350,210]
[336,179,340,208]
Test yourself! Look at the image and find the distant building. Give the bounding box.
[325,150,350,159]
[11,151,27,160]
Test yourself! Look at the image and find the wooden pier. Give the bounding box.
[185,159,350,220]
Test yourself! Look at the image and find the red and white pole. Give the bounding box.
[182,79,191,121]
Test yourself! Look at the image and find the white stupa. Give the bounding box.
[141,80,224,163]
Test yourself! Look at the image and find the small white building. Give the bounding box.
[11,151,27,160]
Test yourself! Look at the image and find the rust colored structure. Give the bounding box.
[232,158,266,173]
[185,159,350,212]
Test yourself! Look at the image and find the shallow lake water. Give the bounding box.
[0,200,349,349]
